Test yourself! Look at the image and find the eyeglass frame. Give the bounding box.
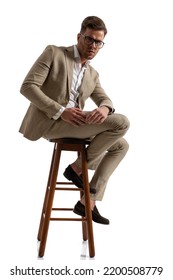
[80,33,105,49]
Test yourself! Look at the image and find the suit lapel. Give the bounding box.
[79,66,90,95]
[78,67,91,108]
[64,46,74,94]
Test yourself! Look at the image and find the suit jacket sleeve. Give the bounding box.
[20,45,63,119]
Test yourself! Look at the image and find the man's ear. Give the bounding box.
[77,33,81,42]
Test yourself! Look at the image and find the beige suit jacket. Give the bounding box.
[19,45,114,140]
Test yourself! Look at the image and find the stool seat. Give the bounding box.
[49,137,91,145]
[37,137,95,258]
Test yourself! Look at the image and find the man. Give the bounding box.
[19,16,130,225]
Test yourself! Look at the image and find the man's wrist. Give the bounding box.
[100,105,110,114]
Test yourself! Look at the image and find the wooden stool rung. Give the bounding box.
[52,208,73,211]
[50,217,85,221]
[55,187,81,191]
[56,182,74,185]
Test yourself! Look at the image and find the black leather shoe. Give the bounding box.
[92,206,110,225]
[63,165,96,194]
[73,201,110,225]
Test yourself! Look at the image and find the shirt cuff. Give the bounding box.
[52,106,65,120]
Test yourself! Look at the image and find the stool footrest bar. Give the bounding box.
[56,182,74,185]
[55,187,82,191]
[52,208,73,211]
[50,218,85,221]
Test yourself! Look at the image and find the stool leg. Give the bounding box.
[81,145,95,258]
[81,190,88,241]
[82,218,88,241]
[38,144,62,257]
[37,144,56,241]
[78,149,88,242]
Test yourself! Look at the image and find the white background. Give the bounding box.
[0,0,173,279]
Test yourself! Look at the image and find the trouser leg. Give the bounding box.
[73,114,130,201]
[89,138,129,201]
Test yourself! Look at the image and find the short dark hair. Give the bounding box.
[80,16,107,36]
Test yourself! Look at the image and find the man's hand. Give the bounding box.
[61,108,86,127]
[85,106,109,124]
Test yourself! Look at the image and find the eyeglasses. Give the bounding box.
[80,33,105,49]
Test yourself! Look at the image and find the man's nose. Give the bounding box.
[90,41,97,48]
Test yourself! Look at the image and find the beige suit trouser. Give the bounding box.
[43,113,130,201]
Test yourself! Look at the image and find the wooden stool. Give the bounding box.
[37,138,95,258]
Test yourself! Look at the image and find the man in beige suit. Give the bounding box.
[19,16,130,224]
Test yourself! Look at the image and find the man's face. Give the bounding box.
[77,28,105,63]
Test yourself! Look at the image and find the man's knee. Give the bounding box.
[108,113,130,135]
[109,113,129,128]
[119,138,129,153]
[117,114,130,131]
